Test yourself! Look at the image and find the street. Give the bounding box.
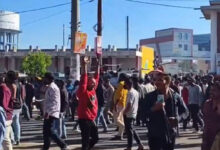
[13,116,202,150]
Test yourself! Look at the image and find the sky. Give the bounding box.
[0,0,211,49]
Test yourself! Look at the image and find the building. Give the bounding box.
[0,46,143,78]
[0,11,20,51]
[201,0,220,74]
[193,34,211,58]
[140,28,193,58]
[140,28,211,74]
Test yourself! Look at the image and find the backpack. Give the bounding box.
[13,83,23,109]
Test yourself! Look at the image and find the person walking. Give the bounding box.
[43,72,68,150]
[76,56,100,150]
[25,78,34,118]
[123,77,144,150]
[96,78,108,132]
[187,77,204,132]
[111,73,128,140]
[201,81,220,150]
[103,76,115,124]
[0,74,13,150]
[145,70,188,150]
[54,80,68,139]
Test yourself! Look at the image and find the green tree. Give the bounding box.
[22,52,52,77]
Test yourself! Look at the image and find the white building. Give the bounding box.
[140,28,211,74]
[0,11,20,51]
[140,28,193,58]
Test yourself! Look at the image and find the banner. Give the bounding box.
[141,46,154,77]
[95,36,102,55]
[74,32,87,54]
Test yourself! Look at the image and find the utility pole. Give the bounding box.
[63,24,65,48]
[71,0,80,80]
[97,0,102,36]
[97,0,102,65]
[126,16,129,51]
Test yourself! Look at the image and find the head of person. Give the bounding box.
[144,74,151,84]
[139,78,144,85]
[150,71,171,92]
[5,71,17,84]
[43,72,54,85]
[74,80,80,87]
[124,77,133,90]
[207,75,214,84]
[118,73,127,83]
[0,75,5,84]
[187,77,195,86]
[103,75,111,87]
[87,75,97,91]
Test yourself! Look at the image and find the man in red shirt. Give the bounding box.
[76,56,100,150]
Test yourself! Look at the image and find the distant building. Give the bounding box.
[140,28,193,58]
[0,46,142,78]
[0,11,20,51]
[193,34,211,58]
[140,28,211,74]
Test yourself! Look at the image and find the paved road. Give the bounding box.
[12,116,202,150]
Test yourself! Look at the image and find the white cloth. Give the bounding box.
[125,88,139,118]
[144,83,155,94]
[44,82,60,119]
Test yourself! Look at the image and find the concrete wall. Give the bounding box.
[116,58,136,70]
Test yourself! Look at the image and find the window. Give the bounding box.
[184,44,188,50]
[178,44,182,48]
[178,33,182,40]
[184,33,188,40]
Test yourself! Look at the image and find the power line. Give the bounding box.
[0,2,71,16]
[125,0,197,9]
[22,10,70,27]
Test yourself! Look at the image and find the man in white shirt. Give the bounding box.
[123,77,144,150]
[43,72,68,150]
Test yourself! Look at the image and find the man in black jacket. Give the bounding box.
[144,71,188,150]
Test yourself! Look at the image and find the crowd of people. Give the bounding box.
[0,56,220,150]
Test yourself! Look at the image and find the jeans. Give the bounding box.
[2,120,13,150]
[124,115,142,148]
[22,103,30,120]
[54,113,67,138]
[43,116,67,150]
[188,104,204,131]
[12,109,21,142]
[79,119,99,150]
[26,101,33,118]
[96,107,108,131]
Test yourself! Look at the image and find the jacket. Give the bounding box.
[144,89,188,138]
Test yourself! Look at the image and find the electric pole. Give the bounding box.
[97,0,102,36]
[71,0,80,80]
[63,24,65,48]
[97,0,102,65]
[126,16,129,51]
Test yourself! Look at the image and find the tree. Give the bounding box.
[22,52,52,77]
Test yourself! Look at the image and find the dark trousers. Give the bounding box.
[148,136,175,150]
[124,115,142,148]
[79,119,99,150]
[70,102,77,121]
[43,116,66,150]
[26,102,32,118]
[188,104,204,131]
[183,105,190,130]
